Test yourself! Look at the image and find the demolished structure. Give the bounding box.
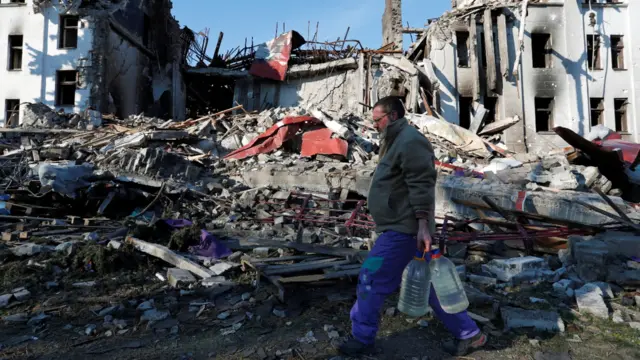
[1,0,640,357]
[0,0,185,126]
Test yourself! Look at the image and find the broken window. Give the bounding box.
[456,31,470,68]
[59,15,79,49]
[531,33,552,68]
[587,35,602,70]
[614,98,628,133]
[611,35,625,70]
[5,99,20,125]
[459,96,472,129]
[483,97,498,124]
[535,97,554,132]
[8,35,23,71]
[55,70,78,106]
[590,98,605,126]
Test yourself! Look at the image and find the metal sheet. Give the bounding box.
[224,116,319,160]
[300,128,348,158]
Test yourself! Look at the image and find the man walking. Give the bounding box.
[338,96,487,357]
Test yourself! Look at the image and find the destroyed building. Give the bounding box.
[0,0,185,126]
[398,0,640,153]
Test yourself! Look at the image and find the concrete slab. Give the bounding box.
[501,306,565,333]
[483,257,546,282]
[575,284,609,319]
[167,268,197,288]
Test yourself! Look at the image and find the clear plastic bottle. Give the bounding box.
[429,249,469,314]
[397,251,431,317]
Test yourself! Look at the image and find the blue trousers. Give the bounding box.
[350,230,480,344]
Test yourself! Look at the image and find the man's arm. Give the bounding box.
[401,136,437,251]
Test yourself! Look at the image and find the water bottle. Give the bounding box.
[429,249,469,314]
[397,251,431,317]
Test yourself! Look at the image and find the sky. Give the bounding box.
[172,0,451,57]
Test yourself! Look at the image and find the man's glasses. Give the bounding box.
[372,112,389,123]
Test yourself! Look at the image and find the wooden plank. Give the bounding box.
[469,17,481,101]
[264,260,352,276]
[497,11,509,78]
[126,237,214,279]
[278,268,361,284]
[483,9,497,91]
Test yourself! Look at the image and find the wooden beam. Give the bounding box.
[126,237,214,279]
[483,9,497,91]
[469,17,481,101]
[497,11,510,79]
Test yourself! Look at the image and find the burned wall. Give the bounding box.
[382,0,403,50]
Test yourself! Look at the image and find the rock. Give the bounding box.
[112,319,127,330]
[553,279,573,295]
[483,257,546,282]
[72,281,96,288]
[272,309,286,318]
[167,268,196,288]
[589,282,614,299]
[575,284,609,319]
[558,249,571,266]
[529,339,540,346]
[241,292,251,301]
[612,310,625,324]
[385,307,397,317]
[104,330,113,337]
[141,309,170,322]
[629,322,640,330]
[98,306,118,317]
[468,274,497,286]
[85,324,97,335]
[170,325,179,335]
[209,262,235,276]
[501,306,565,333]
[327,330,340,339]
[27,313,49,326]
[417,319,429,328]
[323,324,335,332]
[11,243,48,257]
[549,170,579,190]
[137,301,154,311]
[12,287,31,301]
[253,247,270,257]
[55,241,79,256]
[635,296,640,307]
[217,311,230,320]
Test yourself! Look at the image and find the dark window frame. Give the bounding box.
[590,98,605,127]
[59,15,80,49]
[5,99,20,125]
[611,35,625,70]
[535,97,554,132]
[531,33,552,69]
[587,35,602,70]
[459,96,473,129]
[614,98,629,133]
[55,70,78,106]
[456,31,470,68]
[8,35,23,71]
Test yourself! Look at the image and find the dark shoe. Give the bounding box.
[337,336,375,357]
[443,332,488,356]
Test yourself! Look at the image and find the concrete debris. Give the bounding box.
[501,306,565,333]
[483,257,546,283]
[575,284,609,319]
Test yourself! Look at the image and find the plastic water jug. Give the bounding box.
[429,249,469,314]
[397,251,431,317]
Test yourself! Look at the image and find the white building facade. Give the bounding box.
[0,0,185,125]
[430,0,640,153]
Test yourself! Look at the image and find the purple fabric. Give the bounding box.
[190,230,232,259]
[350,230,480,344]
[163,219,193,228]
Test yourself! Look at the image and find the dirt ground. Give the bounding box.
[2,262,640,360]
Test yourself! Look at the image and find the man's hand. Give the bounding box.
[417,218,432,253]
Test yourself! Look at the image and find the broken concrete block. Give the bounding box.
[253,247,270,257]
[589,282,614,299]
[140,309,170,322]
[549,170,580,190]
[501,306,565,333]
[167,268,196,288]
[553,279,573,296]
[557,249,571,267]
[11,243,48,257]
[612,310,625,324]
[467,274,497,286]
[629,322,640,330]
[607,266,640,287]
[12,288,31,302]
[209,262,235,276]
[483,257,546,282]
[575,284,609,319]
[0,294,13,309]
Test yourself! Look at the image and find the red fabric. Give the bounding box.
[224,116,319,160]
[300,128,348,157]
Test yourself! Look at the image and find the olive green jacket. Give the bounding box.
[367,117,437,235]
